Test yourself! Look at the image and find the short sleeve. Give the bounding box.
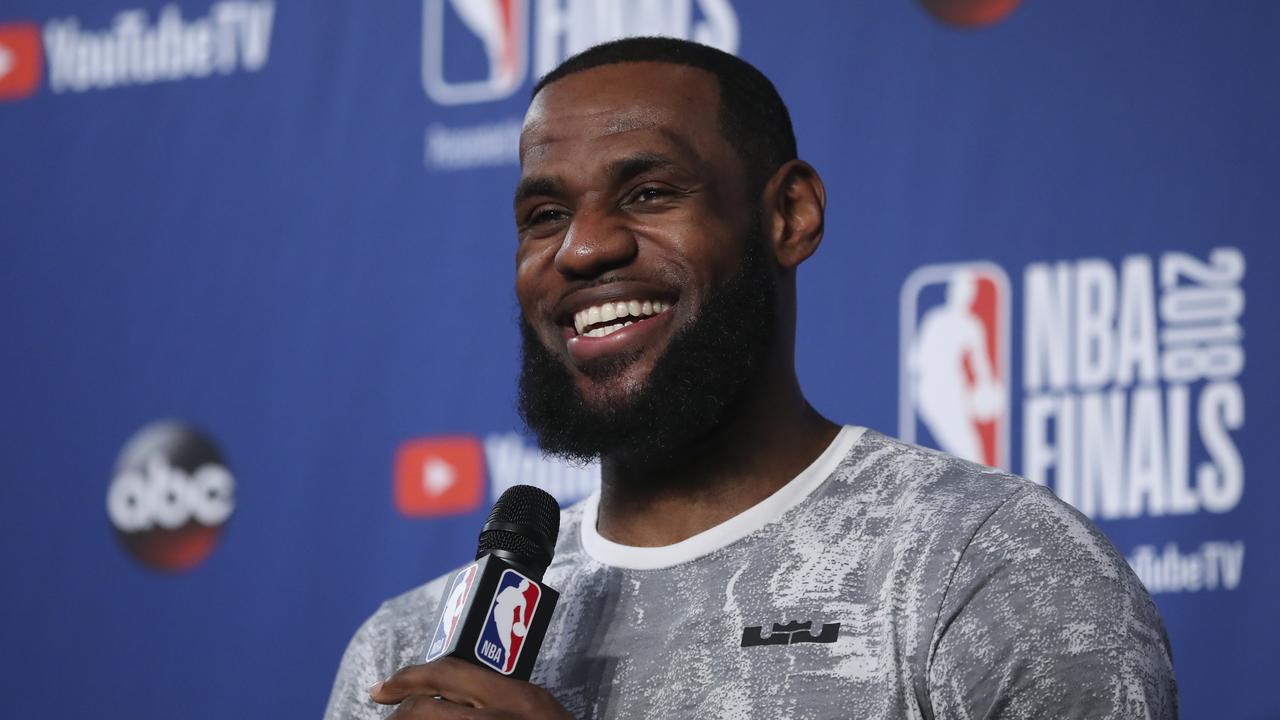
[926,486,1177,720]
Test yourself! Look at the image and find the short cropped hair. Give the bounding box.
[532,37,797,195]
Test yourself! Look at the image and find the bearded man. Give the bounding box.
[325,37,1176,719]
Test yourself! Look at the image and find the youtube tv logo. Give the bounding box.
[395,436,485,517]
[0,23,41,101]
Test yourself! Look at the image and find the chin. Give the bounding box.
[574,357,658,406]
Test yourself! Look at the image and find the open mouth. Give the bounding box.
[560,294,677,365]
[572,299,671,337]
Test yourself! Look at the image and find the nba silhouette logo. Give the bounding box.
[474,569,542,674]
[425,563,479,661]
[899,262,1011,469]
[422,0,528,105]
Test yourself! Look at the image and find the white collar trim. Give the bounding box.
[578,425,866,570]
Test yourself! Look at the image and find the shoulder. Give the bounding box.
[831,429,1037,532]
[961,481,1136,583]
[842,432,1166,643]
[322,576,452,720]
[911,460,1178,717]
[942,481,1168,645]
[774,429,1048,601]
[833,432,1176,717]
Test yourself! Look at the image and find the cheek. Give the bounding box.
[662,231,741,291]
[513,272,540,320]
[646,197,746,273]
[514,244,558,320]
[514,241,543,289]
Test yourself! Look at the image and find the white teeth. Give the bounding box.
[587,322,627,338]
[572,298,673,336]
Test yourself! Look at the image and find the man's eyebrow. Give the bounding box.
[604,152,679,186]
[513,176,565,209]
[513,129,706,209]
[514,151,686,209]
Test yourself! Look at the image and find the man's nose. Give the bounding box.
[553,207,638,278]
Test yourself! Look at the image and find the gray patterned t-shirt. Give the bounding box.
[324,427,1177,719]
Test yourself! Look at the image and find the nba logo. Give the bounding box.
[899,262,1011,469]
[425,563,479,661]
[422,0,528,105]
[474,569,542,674]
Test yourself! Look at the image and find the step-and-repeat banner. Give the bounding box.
[2,1,1275,717]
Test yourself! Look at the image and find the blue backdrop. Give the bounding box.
[1,1,1275,717]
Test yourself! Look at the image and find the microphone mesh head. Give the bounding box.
[476,485,561,574]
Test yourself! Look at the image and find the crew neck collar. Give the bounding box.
[578,425,865,570]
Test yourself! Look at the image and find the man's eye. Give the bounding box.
[628,186,674,205]
[527,208,567,226]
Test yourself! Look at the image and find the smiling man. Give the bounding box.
[325,38,1176,719]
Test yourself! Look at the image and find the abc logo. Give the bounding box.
[106,421,235,572]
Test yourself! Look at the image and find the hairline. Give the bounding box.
[531,59,761,190]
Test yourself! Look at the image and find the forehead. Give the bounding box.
[519,62,726,169]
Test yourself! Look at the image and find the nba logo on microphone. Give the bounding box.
[899,262,1011,469]
[422,0,528,105]
[474,569,542,674]
[426,563,479,661]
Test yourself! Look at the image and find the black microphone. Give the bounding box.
[422,485,561,681]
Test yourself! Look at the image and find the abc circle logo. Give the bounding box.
[106,421,235,572]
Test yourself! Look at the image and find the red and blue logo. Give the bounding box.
[422,0,528,106]
[474,568,542,674]
[425,562,479,661]
[899,261,1011,469]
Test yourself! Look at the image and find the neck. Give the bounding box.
[594,357,839,547]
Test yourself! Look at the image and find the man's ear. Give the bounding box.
[763,160,826,269]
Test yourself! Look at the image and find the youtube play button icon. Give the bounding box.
[0,23,41,102]
[394,436,485,517]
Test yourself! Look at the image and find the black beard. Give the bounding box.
[517,235,777,466]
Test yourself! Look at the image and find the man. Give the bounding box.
[326,38,1176,719]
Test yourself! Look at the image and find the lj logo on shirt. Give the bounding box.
[741,620,840,647]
